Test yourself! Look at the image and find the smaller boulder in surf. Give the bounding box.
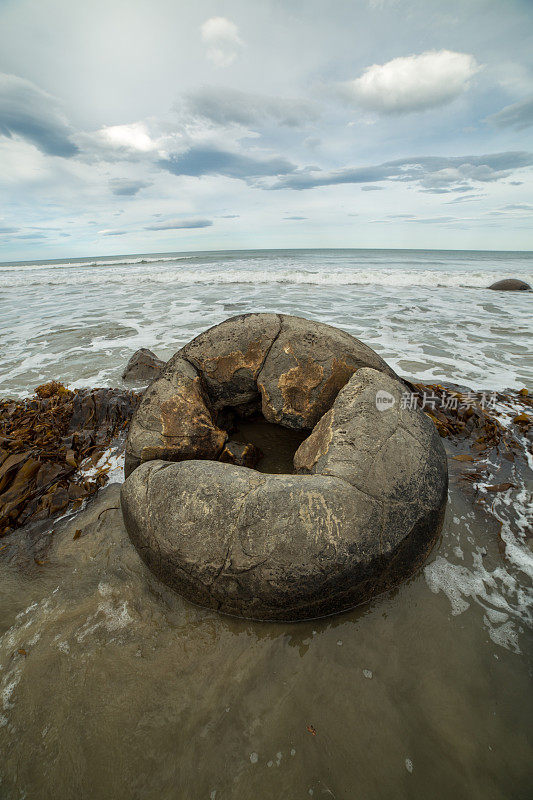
[122,348,164,383]
[488,279,531,291]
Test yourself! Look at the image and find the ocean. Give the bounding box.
[1,248,532,398]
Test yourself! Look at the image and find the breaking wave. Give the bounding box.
[1,265,531,289]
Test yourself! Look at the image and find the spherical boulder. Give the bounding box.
[488,279,531,291]
[121,315,448,621]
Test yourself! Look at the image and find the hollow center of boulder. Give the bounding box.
[231,418,308,474]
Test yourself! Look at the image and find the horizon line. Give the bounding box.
[2,244,532,267]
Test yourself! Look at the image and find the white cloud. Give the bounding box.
[98,122,156,152]
[200,17,243,68]
[145,217,212,230]
[343,50,480,114]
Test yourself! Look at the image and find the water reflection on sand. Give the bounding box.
[1,459,531,799]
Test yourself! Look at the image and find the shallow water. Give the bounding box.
[232,419,308,473]
[0,466,531,799]
[0,248,532,397]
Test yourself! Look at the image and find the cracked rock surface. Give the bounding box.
[124,313,397,476]
[121,315,447,621]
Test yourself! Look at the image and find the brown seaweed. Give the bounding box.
[0,382,138,536]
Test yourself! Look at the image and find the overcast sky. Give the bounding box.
[0,0,532,260]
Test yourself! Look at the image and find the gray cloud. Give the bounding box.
[445,193,484,203]
[0,225,18,233]
[421,186,473,194]
[270,151,533,191]
[361,185,385,191]
[159,146,295,180]
[145,217,213,231]
[100,229,128,236]
[370,215,457,225]
[16,232,48,239]
[406,216,456,224]
[284,215,307,220]
[486,203,532,218]
[184,86,318,128]
[485,96,533,130]
[110,179,150,196]
[502,203,532,211]
[0,73,78,157]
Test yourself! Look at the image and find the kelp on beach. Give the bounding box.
[0,379,530,539]
[411,382,531,450]
[0,382,138,536]
[412,384,532,569]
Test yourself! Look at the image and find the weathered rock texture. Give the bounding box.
[124,313,398,477]
[121,315,448,621]
[122,348,165,383]
[121,368,448,620]
[488,279,531,291]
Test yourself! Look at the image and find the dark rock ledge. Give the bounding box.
[122,348,164,383]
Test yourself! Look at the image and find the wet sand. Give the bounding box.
[1,437,531,799]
